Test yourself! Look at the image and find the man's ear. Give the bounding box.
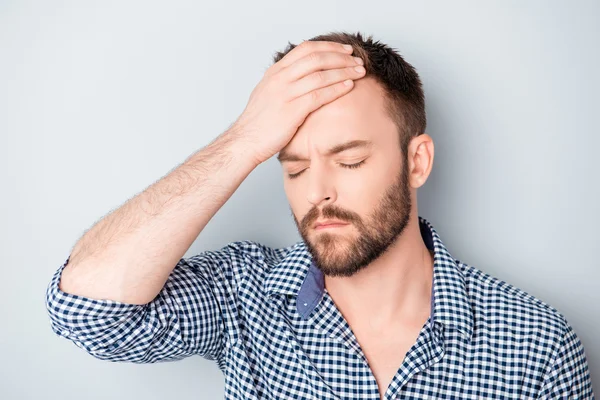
[408,134,434,189]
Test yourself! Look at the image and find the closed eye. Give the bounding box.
[287,160,366,180]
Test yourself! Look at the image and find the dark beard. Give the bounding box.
[293,159,412,278]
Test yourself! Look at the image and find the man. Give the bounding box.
[45,31,594,399]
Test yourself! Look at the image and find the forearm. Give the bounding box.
[59,125,259,305]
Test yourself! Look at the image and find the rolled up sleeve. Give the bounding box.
[45,244,241,364]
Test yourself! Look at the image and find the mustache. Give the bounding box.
[302,207,356,229]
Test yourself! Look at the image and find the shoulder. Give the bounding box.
[224,240,296,261]
[225,240,294,260]
[194,240,297,273]
[456,259,568,336]
[455,259,593,395]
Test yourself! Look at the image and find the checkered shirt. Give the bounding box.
[45,216,595,399]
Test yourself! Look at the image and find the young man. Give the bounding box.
[46,31,594,399]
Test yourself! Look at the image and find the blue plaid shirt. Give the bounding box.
[46,216,595,399]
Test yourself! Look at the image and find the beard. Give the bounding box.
[292,158,412,278]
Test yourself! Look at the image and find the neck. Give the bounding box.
[324,216,434,332]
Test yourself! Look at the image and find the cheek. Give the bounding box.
[284,192,308,222]
[284,186,299,208]
[344,159,395,199]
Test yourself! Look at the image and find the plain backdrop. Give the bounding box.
[0,0,598,398]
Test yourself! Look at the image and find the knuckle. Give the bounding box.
[267,71,281,85]
[264,65,275,76]
[297,40,309,50]
[314,70,326,83]
[310,89,321,103]
[307,51,320,63]
[268,71,285,88]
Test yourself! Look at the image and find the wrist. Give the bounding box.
[224,122,266,167]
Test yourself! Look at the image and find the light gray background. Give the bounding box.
[1,0,597,398]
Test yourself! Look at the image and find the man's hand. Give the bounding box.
[231,40,366,165]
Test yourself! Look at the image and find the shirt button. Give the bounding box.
[303,303,308,306]
[60,329,70,337]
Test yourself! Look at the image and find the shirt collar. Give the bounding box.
[264,216,474,341]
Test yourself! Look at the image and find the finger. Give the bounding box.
[287,65,365,100]
[267,40,353,77]
[281,51,363,83]
[294,79,355,115]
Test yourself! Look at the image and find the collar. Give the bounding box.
[264,216,474,341]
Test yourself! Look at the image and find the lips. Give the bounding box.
[314,220,350,229]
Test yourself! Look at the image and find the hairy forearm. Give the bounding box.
[59,125,259,304]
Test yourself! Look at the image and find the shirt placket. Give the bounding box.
[312,288,446,400]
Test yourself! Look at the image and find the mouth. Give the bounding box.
[314,222,350,230]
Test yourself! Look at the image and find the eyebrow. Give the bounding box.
[277,139,373,163]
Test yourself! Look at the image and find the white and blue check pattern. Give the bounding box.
[45,216,595,399]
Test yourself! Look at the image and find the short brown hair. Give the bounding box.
[272,31,427,154]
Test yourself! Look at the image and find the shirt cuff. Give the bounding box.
[45,255,146,342]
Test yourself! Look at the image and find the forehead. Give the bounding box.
[279,77,396,159]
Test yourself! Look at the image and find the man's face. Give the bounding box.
[279,77,414,278]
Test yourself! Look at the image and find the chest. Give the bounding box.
[352,325,424,399]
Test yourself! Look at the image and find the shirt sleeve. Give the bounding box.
[45,243,243,364]
[537,319,596,399]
